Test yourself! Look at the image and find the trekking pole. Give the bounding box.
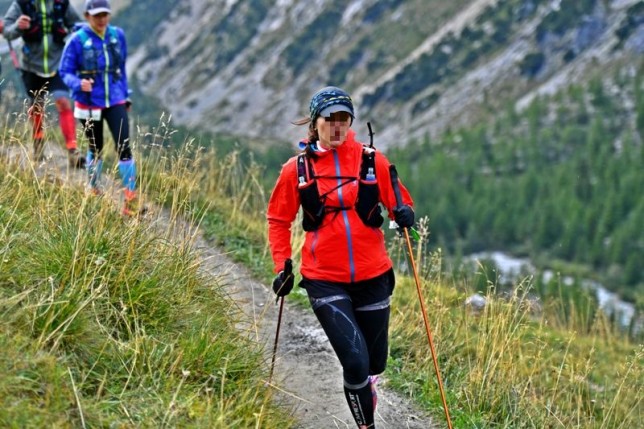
[390,165,453,429]
[367,121,374,148]
[6,38,28,95]
[268,297,285,385]
[268,259,293,385]
[7,38,20,70]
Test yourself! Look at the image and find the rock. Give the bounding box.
[465,293,487,313]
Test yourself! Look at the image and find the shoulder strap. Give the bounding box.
[76,28,95,77]
[17,0,68,19]
[16,0,41,42]
[297,153,313,185]
[54,0,69,10]
[76,27,90,44]
[106,26,124,68]
[16,0,34,14]
[52,0,69,15]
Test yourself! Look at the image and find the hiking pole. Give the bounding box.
[268,259,293,385]
[268,297,285,385]
[390,165,453,429]
[7,38,20,70]
[6,38,28,95]
[367,121,374,148]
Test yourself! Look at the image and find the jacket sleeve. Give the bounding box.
[266,158,301,273]
[3,2,23,41]
[374,151,414,218]
[59,34,82,92]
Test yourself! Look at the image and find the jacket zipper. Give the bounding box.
[40,0,49,74]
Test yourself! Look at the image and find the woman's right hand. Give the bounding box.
[272,259,294,299]
[81,78,94,92]
[16,15,31,30]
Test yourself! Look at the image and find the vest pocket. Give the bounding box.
[356,180,383,228]
[299,181,325,232]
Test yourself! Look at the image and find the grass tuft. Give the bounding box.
[0,132,293,427]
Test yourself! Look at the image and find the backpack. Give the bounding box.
[75,26,123,80]
[18,0,69,45]
[297,147,383,231]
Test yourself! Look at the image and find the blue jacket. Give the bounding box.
[60,24,128,108]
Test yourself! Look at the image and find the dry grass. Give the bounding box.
[0,112,294,427]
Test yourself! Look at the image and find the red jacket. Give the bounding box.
[267,130,414,283]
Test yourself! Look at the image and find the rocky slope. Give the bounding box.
[2,1,641,148]
[121,0,643,148]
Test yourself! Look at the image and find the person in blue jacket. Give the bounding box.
[59,0,140,215]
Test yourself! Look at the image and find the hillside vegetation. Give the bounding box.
[144,128,644,427]
[0,0,642,426]
[1,0,640,302]
[105,0,644,304]
[168,134,643,428]
[0,138,292,427]
[389,62,644,301]
[0,112,642,427]
[119,0,643,143]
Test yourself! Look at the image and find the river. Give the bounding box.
[468,251,637,329]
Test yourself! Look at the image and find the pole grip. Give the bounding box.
[367,122,374,148]
[275,258,293,304]
[389,164,404,210]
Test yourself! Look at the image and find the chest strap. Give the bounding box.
[297,147,383,231]
[18,0,69,45]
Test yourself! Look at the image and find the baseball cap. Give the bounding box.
[85,0,111,15]
[309,86,355,120]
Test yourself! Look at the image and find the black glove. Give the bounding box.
[272,259,294,298]
[393,205,415,228]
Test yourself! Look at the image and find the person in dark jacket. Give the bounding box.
[267,86,415,428]
[59,0,140,216]
[3,0,85,167]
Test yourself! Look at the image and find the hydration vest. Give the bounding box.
[75,26,123,81]
[18,0,69,45]
[297,146,384,231]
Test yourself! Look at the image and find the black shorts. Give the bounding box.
[299,268,395,309]
[21,70,68,100]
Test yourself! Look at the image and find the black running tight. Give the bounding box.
[81,103,131,160]
[312,296,390,384]
[310,295,390,427]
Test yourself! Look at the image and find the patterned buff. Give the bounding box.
[309,86,355,120]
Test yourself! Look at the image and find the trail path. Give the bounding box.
[3,141,437,429]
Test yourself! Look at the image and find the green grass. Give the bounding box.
[387,277,642,428]
[0,112,641,428]
[179,143,642,428]
[0,134,293,427]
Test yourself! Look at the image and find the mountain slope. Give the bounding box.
[123,0,643,147]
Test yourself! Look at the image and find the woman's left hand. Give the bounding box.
[393,205,415,228]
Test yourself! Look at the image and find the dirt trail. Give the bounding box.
[196,248,436,428]
[3,141,437,429]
